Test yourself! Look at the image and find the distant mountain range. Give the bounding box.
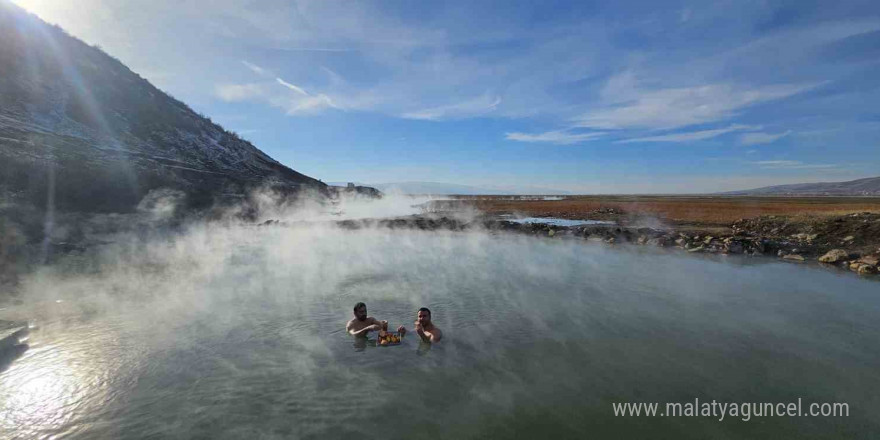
[722,176,880,196]
[327,181,571,195]
[0,1,328,213]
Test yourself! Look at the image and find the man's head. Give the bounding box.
[417,307,431,326]
[353,302,367,321]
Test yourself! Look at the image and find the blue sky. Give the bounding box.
[13,0,880,193]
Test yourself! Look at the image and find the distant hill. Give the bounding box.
[0,1,328,213]
[722,176,880,196]
[328,181,570,195]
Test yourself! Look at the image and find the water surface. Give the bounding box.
[1,227,878,439]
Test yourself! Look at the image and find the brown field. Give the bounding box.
[452,195,880,228]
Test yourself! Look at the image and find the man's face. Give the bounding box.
[417,310,430,326]
[355,306,367,321]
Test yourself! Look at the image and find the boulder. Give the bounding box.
[843,236,855,242]
[857,265,877,275]
[688,245,705,253]
[647,237,668,247]
[725,242,744,254]
[857,255,879,266]
[674,238,686,247]
[783,254,805,261]
[819,249,850,264]
[703,236,714,244]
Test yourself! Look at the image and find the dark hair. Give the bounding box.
[354,302,366,312]
[418,307,431,318]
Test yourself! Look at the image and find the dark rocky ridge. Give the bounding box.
[0,0,336,213]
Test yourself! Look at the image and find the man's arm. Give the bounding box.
[347,319,381,336]
[424,328,442,343]
[415,323,441,343]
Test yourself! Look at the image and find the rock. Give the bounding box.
[674,238,686,247]
[819,249,850,263]
[548,229,555,237]
[843,236,855,242]
[637,235,647,245]
[857,255,879,266]
[688,245,705,253]
[777,250,787,257]
[783,254,805,261]
[849,262,862,271]
[858,265,877,275]
[725,242,744,254]
[606,237,616,244]
[703,236,714,244]
[647,237,668,247]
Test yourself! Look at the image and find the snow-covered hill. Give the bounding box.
[0,0,326,212]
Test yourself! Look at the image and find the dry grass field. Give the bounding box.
[452,196,880,227]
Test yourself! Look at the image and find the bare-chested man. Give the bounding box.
[410,307,441,343]
[346,302,386,337]
[346,302,407,337]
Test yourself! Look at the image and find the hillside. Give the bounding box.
[0,0,327,213]
[722,176,880,196]
[328,181,570,195]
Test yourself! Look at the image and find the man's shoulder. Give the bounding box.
[430,325,443,340]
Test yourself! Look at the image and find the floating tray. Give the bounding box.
[377,331,402,346]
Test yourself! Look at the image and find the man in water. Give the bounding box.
[346,302,386,337]
[410,307,441,343]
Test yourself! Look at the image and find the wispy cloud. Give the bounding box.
[241,60,269,76]
[273,93,338,115]
[505,130,605,145]
[215,78,339,115]
[751,160,838,170]
[401,95,502,121]
[616,124,759,144]
[215,83,265,101]
[574,77,817,130]
[276,78,309,96]
[739,130,792,146]
[274,47,354,52]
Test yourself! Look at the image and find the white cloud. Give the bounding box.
[241,60,269,76]
[751,160,838,170]
[276,78,309,96]
[215,78,338,115]
[505,130,605,145]
[574,77,816,130]
[401,95,502,121]
[739,130,792,146]
[272,93,338,115]
[215,83,265,101]
[617,124,759,144]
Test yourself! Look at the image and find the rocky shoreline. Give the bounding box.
[305,211,880,277]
